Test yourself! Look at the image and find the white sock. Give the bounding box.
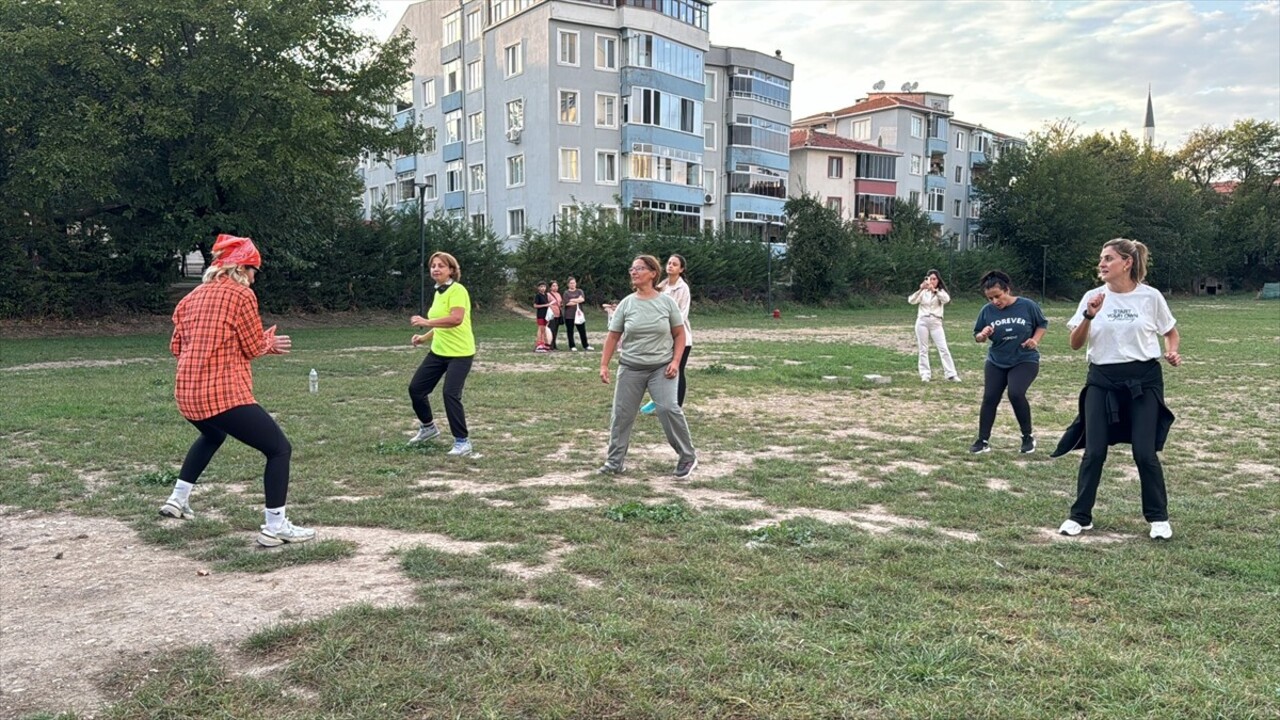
[265,506,285,531]
[171,480,195,502]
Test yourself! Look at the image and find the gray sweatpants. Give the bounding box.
[606,362,696,469]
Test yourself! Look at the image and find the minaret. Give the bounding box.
[1143,86,1155,146]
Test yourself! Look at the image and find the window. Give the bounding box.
[596,150,618,184]
[423,126,437,154]
[397,174,415,203]
[422,79,436,107]
[970,200,980,219]
[422,174,437,200]
[851,119,871,140]
[625,31,704,82]
[909,190,920,207]
[955,131,966,150]
[558,30,579,66]
[596,34,617,70]
[704,70,717,100]
[703,122,715,150]
[468,112,484,143]
[505,42,523,77]
[728,113,788,154]
[953,199,962,217]
[467,60,483,92]
[559,90,579,124]
[470,163,486,193]
[505,99,524,131]
[508,208,525,236]
[446,161,463,193]
[444,59,461,94]
[442,11,461,45]
[827,156,843,179]
[444,110,462,144]
[506,154,525,187]
[826,197,843,213]
[595,93,617,128]
[466,10,482,40]
[910,154,922,175]
[911,115,924,138]
[703,169,715,195]
[471,213,486,230]
[559,148,580,181]
[927,187,944,212]
[680,98,696,133]
[384,182,395,203]
[855,194,893,220]
[728,67,791,109]
[630,144,704,187]
[954,165,963,184]
[856,154,895,180]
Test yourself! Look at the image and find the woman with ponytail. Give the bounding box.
[1053,239,1181,540]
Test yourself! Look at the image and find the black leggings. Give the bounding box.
[566,321,589,349]
[180,404,291,508]
[676,345,691,406]
[978,361,1039,440]
[409,351,473,440]
[1070,376,1168,524]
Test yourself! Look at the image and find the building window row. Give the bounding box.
[628,150,701,187]
[728,114,788,155]
[626,87,702,134]
[620,0,709,31]
[622,30,703,82]
[729,163,787,198]
[490,0,542,23]
[729,67,791,109]
[855,194,894,221]
[856,153,895,180]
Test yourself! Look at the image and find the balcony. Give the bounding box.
[394,156,416,174]
[969,150,988,167]
[926,136,948,157]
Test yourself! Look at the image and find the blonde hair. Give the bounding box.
[1103,238,1149,284]
[202,262,253,287]
[429,251,461,281]
[633,254,662,290]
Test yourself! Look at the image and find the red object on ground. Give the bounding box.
[772,309,781,319]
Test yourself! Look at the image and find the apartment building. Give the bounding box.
[788,128,900,236]
[792,90,1021,248]
[359,0,793,246]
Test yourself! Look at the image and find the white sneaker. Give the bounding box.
[1058,519,1093,536]
[159,497,195,520]
[1149,521,1172,540]
[447,439,473,456]
[408,423,440,444]
[257,520,316,547]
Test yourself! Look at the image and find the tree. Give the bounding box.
[784,194,852,303]
[0,0,421,315]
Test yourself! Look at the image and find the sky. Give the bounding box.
[356,0,1280,147]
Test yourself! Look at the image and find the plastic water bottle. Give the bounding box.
[309,369,318,393]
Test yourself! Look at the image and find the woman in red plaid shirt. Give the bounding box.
[159,234,315,547]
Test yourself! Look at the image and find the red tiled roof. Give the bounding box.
[825,94,941,118]
[789,128,900,155]
[1210,181,1239,194]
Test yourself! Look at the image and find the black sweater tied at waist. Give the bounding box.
[1051,359,1175,457]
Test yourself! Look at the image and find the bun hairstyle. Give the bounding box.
[1102,238,1149,284]
[659,253,687,290]
[980,270,1013,293]
[926,268,947,292]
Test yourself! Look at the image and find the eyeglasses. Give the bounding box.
[628,266,651,273]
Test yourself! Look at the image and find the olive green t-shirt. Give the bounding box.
[608,292,682,367]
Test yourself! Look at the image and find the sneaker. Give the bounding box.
[535,345,549,353]
[256,520,316,547]
[969,439,991,454]
[158,497,194,520]
[1020,435,1037,454]
[571,347,579,352]
[1058,519,1093,536]
[1149,521,1172,540]
[597,463,624,475]
[947,376,962,383]
[409,423,440,444]
[673,457,698,479]
[584,345,594,351]
[640,400,657,415]
[447,439,473,456]
[921,377,931,383]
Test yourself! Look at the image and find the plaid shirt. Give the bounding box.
[170,278,270,420]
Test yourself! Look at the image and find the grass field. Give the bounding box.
[2,296,1278,719]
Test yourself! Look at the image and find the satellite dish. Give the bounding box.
[910,81,919,91]
[873,80,885,91]
[901,82,911,91]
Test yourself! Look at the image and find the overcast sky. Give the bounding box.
[358,0,1279,147]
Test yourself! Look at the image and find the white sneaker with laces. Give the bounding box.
[159,497,195,520]
[1058,519,1093,536]
[257,520,316,547]
[447,439,473,456]
[409,423,440,444]
[1149,521,1172,540]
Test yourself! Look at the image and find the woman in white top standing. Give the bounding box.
[1052,238,1182,540]
[642,254,693,414]
[908,269,960,383]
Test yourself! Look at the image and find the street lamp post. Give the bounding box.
[1041,244,1049,303]
[764,222,772,315]
[416,182,428,316]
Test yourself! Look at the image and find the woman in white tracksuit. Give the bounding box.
[908,269,960,383]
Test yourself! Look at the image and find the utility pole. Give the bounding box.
[1041,244,1049,303]
[417,182,428,316]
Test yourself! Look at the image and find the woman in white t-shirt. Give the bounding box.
[642,254,694,414]
[907,269,960,383]
[1052,238,1182,540]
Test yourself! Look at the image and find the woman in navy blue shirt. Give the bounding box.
[971,270,1049,454]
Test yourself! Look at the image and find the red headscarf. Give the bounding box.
[212,234,262,269]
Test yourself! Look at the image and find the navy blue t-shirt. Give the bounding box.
[973,297,1049,368]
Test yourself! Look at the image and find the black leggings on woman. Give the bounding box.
[180,404,292,508]
[1069,373,1168,524]
[409,351,473,439]
[676,345,691,406]
[978,361,1039,440]
[566,320,589,349]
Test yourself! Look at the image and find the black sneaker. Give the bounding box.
[969,439,991,454]
[673,457,698,478]
[1020,435,1036,454]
